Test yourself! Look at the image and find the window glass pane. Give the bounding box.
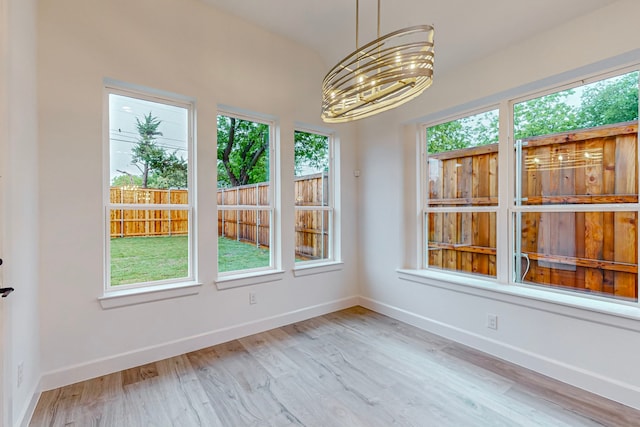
[109,94,189,193]
[110,209,189,285]
[217,114,273,275]
[217,209,271,273]
[294,131,329,207]
[515,72,639,206]
[516,211,638,302]
[294,130,332,264]
[217,115,270,204]
[427,109,498,207]
[107,92,190,288]
[295,209,330,261]
[513,71,639,300]
[427,212,496,278]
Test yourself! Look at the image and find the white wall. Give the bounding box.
[37,0,359,390]
[2,0,41,425]
[358,0,640,410]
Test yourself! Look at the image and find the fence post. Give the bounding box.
[236,187,240,242]
[256,183,260,248]
[120,187,124,237]
[168,188,172,237]
[221,188,225,238]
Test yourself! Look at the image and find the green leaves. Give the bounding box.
[427,110,498,154]
[217,115,270,188]
[514,91,578,140]
[577,72,639,128]
[429,71,639,153]
[294,131,328,175]
[515,71,638,140]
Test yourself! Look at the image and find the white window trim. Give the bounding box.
[293,127,338,267]
[99,281,202,309]
[215,109,280,288]
[417,64,640,309]
[102,81,197,304]
[293,261,344,277]
[396,268,640,331]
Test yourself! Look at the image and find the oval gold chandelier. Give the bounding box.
[321,0,435,123]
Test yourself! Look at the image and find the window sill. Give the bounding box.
[293,261,344,277]
[215,270,285,290]
[99,281,202,309]
[397,269,640,331]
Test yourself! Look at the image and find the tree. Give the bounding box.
[111,174,142,187]
[130,113,166,188]
[121,112,188,189]
[147,151,188,189]
[576,71,638,128]
[294,131,328,174]
[514,91,578,140]
[427,110,498,154]
[217,116,269,188]
[427,120,469,154]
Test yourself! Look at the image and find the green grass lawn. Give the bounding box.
[110,235,270,285]
[218,236,270,273]
[110,235,189,285]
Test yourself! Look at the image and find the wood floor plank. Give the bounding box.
[30,307,640,426]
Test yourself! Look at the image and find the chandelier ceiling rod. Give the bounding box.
[355,0,381,49]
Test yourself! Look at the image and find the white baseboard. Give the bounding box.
[358,296,640,411]
[40,296,359,392]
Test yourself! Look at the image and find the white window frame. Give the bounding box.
[101,81,198,306]
[416,64,640,308]
[215,109,283,288]
[509,67,640,303]
[293,128,337,268]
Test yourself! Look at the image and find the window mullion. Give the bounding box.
[500,99,513,284]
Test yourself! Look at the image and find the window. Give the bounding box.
[423,109,499,278]
[294,130,334,264]
[105,87,194,291]
[513,71,639,301]
[420,67,640,304]
[217,113,276,275]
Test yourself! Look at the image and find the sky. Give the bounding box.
[109,94,189,184]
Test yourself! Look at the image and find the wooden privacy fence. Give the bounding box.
[217,173,329,259]
[295,172,329,259]
[110,187,189,238]
[428,142,498,277]
[519,122,637,299]
[217,182,271,249]
[428,121,638,300]
[110,173,329,260]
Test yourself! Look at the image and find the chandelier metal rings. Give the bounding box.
[321,2,435,123]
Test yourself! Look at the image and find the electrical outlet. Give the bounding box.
[17,362,24,388]
[487,314,498,330]
[249,292,257,305]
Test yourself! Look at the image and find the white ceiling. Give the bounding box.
[201,0,618,75]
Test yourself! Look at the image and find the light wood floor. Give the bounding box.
[30,307,640,426]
